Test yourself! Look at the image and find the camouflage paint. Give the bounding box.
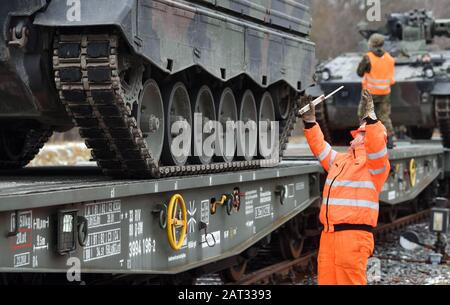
[0,0,69,127]
[315,10,450,131]
[0,0,315,125]
[34,0,315,91]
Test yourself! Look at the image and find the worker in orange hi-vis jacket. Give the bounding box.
[297,90,390,285]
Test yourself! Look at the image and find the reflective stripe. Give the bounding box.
[323,198,379,211]
[366,76,391,84]
[368,146,387,160]
[329,150,337,168]
[325,179,376,190]
[367,84,390,90]
[369,166,387,175]
[317,143,331,162]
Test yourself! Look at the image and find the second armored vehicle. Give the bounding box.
[314,9,450,145]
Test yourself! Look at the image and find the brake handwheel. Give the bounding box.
[167,194,187,251]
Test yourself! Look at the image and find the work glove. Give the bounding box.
[297,95,316,123]
[359,89,377,121]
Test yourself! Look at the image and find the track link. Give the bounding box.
[54,33,296,178]
[279,98,298,157]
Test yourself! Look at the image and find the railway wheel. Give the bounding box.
[279,234,305,260]
[410,198,420,213]
[220,259,248,282]
[137,80,165,164]
[419,181,438,209]
[279,216,306,259]
[215,88,237,163]
[381,205,398,223]
[162,82,192,166]
[237,90,258,161]
[258,92,276,159]
[190,85,216,164]
[0,126,52,169]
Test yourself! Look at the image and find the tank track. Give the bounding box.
[279,99,298,157]
[0,128,52,169]
[53,33,294,178]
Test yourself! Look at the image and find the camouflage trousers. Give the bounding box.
[358,94,394,135]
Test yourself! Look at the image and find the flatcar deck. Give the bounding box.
[0,161,322,274]
[0,162,320,211]
[0,141,447,274]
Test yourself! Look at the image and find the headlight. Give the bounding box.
[424,67,435,78]
[321,70,331,81]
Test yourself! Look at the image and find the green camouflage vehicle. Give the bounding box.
[0,0,315,177]
[313,9,450,145]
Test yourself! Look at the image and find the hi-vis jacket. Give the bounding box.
[304,122,390,232]
[362,52,395,95]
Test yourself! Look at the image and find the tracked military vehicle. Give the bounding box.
[0,0,315,177]
[314,9,450,145]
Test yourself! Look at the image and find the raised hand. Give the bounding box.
[297,95,316,123]
[360,89,377,121]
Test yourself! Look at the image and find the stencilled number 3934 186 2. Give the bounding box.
[66,0,81,22]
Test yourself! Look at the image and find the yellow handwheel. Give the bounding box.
[409,158,417,187]
[167,194,187,251]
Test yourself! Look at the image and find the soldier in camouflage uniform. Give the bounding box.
[357,34,396,148]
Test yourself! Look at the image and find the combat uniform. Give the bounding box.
[357,35,395,137]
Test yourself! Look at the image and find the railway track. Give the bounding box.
[221,209,433,285]
[374,209,431,239]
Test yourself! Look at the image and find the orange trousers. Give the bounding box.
[317,230,374,285]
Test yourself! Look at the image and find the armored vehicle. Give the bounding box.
[0,0,315,177]
[314,9,450,145]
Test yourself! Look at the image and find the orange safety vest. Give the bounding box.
[304,122,390,231]
[362,52,395,95]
